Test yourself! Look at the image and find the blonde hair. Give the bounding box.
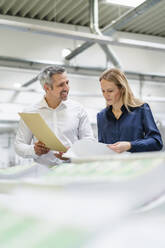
[99,68,144,111]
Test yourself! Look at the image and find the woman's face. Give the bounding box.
[100,79,122,107]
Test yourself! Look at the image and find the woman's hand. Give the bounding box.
[34,141,50,155]
[107,142,131,153]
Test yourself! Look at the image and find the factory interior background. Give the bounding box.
[0,0,165,247]
[1,0,165,167]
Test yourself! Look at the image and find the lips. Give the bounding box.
[61,91,68,97]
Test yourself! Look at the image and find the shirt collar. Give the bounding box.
[106,104,127,120]
[38,97,67,110]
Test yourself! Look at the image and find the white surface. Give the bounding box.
[65,139,115,160]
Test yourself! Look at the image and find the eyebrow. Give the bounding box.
[57,80,69,85]
[102,87,113,90]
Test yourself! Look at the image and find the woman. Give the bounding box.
[97,68,163,153]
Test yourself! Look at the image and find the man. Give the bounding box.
[15,66,94,166]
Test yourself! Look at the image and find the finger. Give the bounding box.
[38,141,45,145]
[107,144,114,148]
[35,147,49,154]
[54,153,61,159]
[112,143,119,146]
[109,146,116,151]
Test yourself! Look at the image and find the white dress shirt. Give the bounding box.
[15,98,94,166]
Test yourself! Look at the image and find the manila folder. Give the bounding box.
[19,113,67,152]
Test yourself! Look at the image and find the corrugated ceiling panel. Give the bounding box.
[56,0,76,22]
[0,0,164,37]
[37,0,59,20]
[0,0,129,28]
[57,0,80,23]
[99,4,129,28]
[119,1,165,37]
[72,4,90,25]
[64,0,88,24]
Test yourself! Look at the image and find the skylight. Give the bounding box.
[104,0,146,8]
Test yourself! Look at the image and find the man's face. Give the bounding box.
[46,72,70,101]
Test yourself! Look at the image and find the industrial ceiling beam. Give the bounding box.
[0,18,116,46]
[1,56,165,84]
[0,14,165,53]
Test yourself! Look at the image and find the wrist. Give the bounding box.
[127,142,131,151]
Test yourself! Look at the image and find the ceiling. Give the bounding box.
[0,0,165,37]
[118,1,165,37]
[0,0,130,29]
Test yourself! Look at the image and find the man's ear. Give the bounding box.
[44,83,50,92]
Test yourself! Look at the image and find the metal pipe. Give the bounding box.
[100,44,122,68]
[65,0,163,60]
[89,0,101,35]
[89,0,122,68]
[1,56,165,83]
[22,76,38,87]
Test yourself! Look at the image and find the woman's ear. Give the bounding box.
[120,87,125,95]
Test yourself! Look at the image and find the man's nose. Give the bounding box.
[63,84,69,90]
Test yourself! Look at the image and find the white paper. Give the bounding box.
[0,164,50,180]
[64,139,116,162]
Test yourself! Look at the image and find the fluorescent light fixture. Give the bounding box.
[144,96,165,103]
[119,38,165,49]
[14,83,22,88]
[103,0,146,7]
[62,48,71,58]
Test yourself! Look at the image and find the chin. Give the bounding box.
[62,96,68,101]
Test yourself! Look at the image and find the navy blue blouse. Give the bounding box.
[97,103,163,152]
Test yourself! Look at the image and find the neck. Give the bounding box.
[112,102,123,112]
[45,96,61,109]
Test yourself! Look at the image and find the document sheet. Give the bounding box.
[19,113,67,152]
[64,139,116,162]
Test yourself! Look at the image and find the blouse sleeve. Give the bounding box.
[97,113,104,143]
[129,103,163,152]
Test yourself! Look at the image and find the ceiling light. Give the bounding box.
[103,0,146,8]
[62,48,71,58]
[119,38,165,49]
[14,83,21,88]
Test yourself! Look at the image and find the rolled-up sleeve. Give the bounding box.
[14,118,39,159]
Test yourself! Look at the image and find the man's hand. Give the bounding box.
[107,142,131,153]
[54,147,70,161]
[34,141,50,156]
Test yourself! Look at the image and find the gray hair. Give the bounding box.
[38,65,66,89]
